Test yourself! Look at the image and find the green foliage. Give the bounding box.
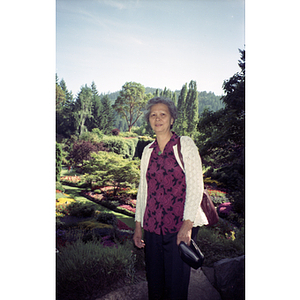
[56,181,65,192]
[56,78,66,112]
[102,136,138,159]
[113,81,153,132]
[56,239,132,300]
[174,83,188,136]
[196,49,245,215]
[74,84,94,136]
[68,139,108,167]
[198,91,224,115]
[174,80,198,137]
[119,131,138,137]
[196,222,244,267]
[77,220,114,230]
[67,202,96,218]
[91,128,104,139]
[100,94,116,134]
[80,130,103,144]
[96,212,118,227]
[185,80,199,137]
[82,151,140,195]
[56,142,62,182]
[56,78,77,138]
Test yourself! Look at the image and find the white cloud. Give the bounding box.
[102,0,126,10]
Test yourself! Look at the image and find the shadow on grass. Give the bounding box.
[62,184,135,229]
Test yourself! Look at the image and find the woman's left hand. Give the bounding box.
[177,219,193,246]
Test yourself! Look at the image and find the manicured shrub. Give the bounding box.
[77,220,113,230]
[91,128,104,139]
[56,239,133,300]
[67,202,96,218]
[96,212,118,227]
[119,131,138,137]
[80,130,104,144]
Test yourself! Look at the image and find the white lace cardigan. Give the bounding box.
[135,136,208,228]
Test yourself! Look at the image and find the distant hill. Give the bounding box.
[101,88,224,115]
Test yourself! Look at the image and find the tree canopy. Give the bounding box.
[113,82,153,132]
[196,49,245,214]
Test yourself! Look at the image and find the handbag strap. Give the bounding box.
[177,136,185,169]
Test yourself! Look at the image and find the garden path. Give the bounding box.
[96,267,221,300]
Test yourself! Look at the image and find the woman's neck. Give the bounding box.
[156,131,173,153]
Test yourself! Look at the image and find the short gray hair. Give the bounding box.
[144,97,177,129]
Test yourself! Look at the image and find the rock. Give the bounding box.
[188,268,222,300]
[213,255,245,300]
[202,266,215,286]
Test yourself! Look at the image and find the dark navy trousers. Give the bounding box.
[144,228,199,300]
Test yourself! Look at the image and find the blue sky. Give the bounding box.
[56,0,244,96]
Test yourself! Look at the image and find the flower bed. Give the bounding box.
[206,188,229,205]
[60,175,82,184]
[56,196,76,218]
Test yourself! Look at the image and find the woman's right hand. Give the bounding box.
[133,222,145,248]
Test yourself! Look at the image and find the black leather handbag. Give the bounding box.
[178,239,204,269]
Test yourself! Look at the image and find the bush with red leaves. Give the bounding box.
[69,140,108,166]
[111,128,120,136]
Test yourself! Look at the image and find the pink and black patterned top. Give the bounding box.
[143,133,186,235]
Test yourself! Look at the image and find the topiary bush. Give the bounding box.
[56,239,133,300]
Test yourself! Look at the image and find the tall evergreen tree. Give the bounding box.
[101,95,115,134]
[74,85,93,136]
[174,83,188,136]
[161,87,172,98]
[59,79,76,135]
[185,80,198,137]
[56,75,77,138]
[172,91,177,106]
[86,81,103,131]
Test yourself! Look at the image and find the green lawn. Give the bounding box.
[62,184,135,229]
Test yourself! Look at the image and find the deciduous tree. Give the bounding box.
[113,82,152,132]
[82,151,140,196]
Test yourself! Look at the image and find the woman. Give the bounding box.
[133,97,208,300]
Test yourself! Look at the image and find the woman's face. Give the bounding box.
[149,103,174,134]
